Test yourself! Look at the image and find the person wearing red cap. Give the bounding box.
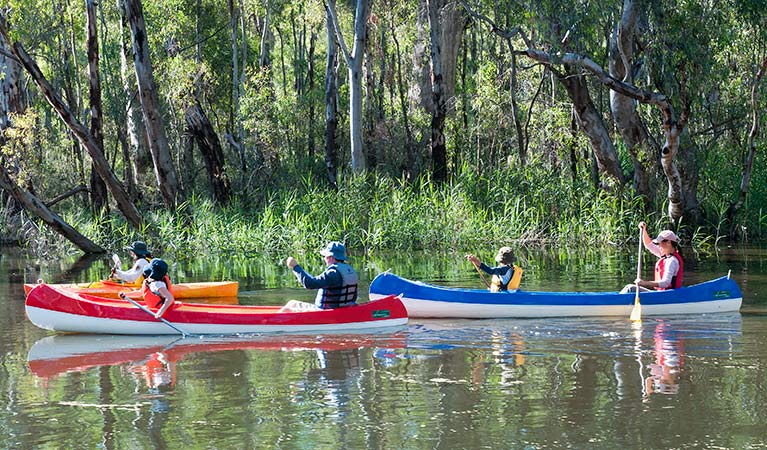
[633,222,684,291]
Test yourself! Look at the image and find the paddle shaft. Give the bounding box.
[636,229,643,285]
[121,294,193,337]
[630,228,643,321]
[471,260,491,289]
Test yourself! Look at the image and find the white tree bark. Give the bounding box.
[326,0,371,173]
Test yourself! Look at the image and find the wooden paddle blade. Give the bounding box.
[630,297,642,322]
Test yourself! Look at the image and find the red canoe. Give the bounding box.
[25,283,408,335]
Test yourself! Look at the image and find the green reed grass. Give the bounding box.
[25,164,750,260]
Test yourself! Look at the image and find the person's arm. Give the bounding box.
[639,222,662,258]
[115,259,149,282]
[153,283,175,318]
[478,263,512,276]
[291,265,342,289]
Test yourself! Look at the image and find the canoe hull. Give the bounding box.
[25,284,408,335]
[23,280,239,299]
[369,272,742,318]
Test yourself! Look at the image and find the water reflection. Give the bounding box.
[27,333,407,380]
[645,321,683,396]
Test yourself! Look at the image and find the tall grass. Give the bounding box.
[23,165,653,260]
[27,162,753,260]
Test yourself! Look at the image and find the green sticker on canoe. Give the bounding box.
[372,309,390,319]
[713,290,730,299]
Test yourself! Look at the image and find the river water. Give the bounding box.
[2,245,767,449]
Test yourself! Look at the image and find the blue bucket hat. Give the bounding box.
[142,258,168,280]
[319,241,347,261]
[125,241,150,257]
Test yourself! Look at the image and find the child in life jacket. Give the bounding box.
[122,258,175,318]
[466,246,523,292]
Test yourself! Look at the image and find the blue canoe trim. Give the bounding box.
[369,273,742,307]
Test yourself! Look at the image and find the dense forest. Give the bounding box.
[0,0,766,257]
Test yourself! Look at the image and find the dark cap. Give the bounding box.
[125,241,150,257]
[143,258,168,280]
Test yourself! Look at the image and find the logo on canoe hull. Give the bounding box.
[372,309,390,319]
[713,290,730,299]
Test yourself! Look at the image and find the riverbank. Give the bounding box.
[5,168,760,259]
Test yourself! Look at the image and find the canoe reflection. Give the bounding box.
[27,333,407,380]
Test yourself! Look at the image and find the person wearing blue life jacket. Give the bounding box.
[286,241,358,309]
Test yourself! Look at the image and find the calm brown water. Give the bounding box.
[2,245,767,449]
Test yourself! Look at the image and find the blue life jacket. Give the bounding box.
[315,263,358,309]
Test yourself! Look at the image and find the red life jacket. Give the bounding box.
[654,251,683,290]
[140,275,172,309]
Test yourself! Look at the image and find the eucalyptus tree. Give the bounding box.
[724,0,767,235]
[326,0,372,173]
[0,13,144,229]
[86,0,109,213]
[460,0,753,226]
[123,0,182,208]
[324,2,340,187]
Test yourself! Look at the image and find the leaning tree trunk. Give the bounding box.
[184,99,232,205]
[0,17,144,229]
[124,0,182,208]
[0,165,104,253]
[559,66,626,185]
[86,0,109,214]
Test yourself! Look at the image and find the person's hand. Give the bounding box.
[466,254,480,265]
[639,221,647,231]
[286,257,297,269]
[119,292,127,300]
[154,312,163,319]
[110,268,117,278]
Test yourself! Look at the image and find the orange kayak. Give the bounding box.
[23,279,239,299]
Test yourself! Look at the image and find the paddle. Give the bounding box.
[119,292,195,337]
[470,260,491,289]
[630,228,643,322]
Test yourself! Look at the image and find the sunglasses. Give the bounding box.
[660,239,671,243]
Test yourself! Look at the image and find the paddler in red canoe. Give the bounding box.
[120,258,175,318]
